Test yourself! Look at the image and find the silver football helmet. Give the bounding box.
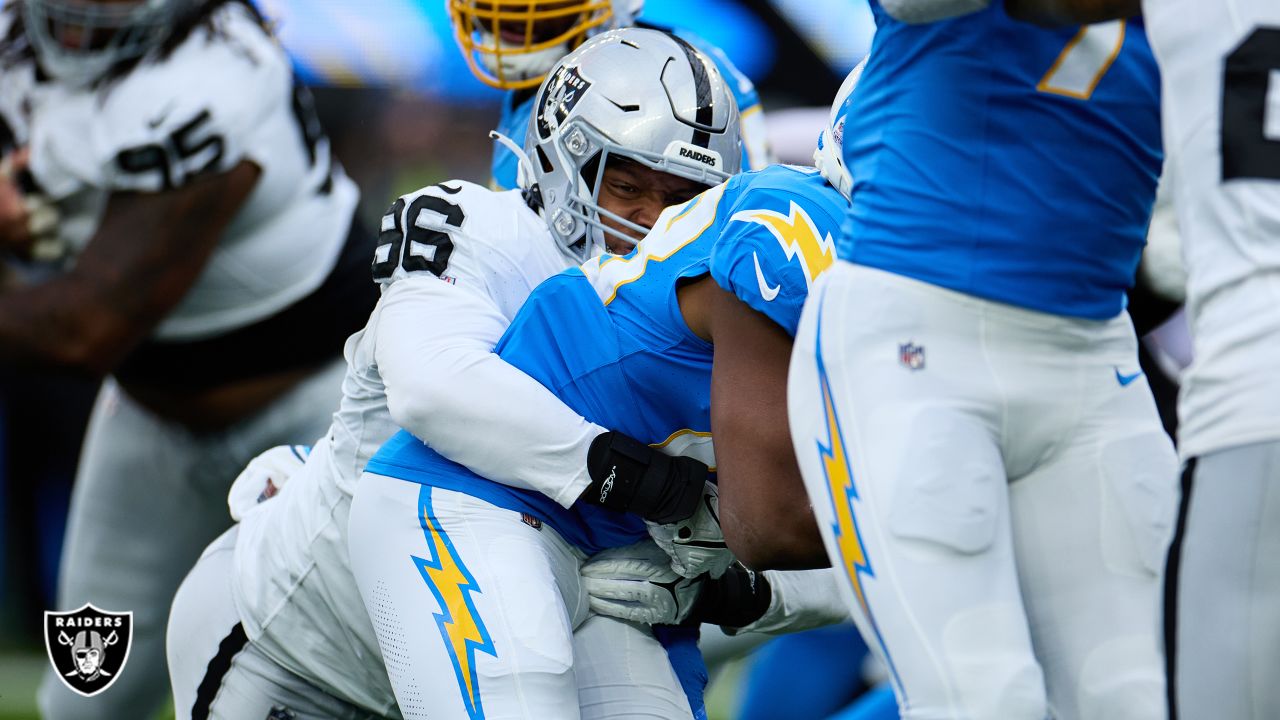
[814,59,864,203]
[22,0,193,86]
[525,27,741,258]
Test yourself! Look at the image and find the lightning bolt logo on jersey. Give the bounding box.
[841,2,1162,320]
[366,165,845,555]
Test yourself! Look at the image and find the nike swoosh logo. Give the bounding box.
[753,252,780,302]
[1114,367,1144,387]
[147,102,176,129]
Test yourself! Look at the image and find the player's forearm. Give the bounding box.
[1004,0,1140,25]
[400,348,602,508]
[377,283,603,507]
[732,569,848,635]
[0,275,142,374]
[712,371,826,569]
[0,162,257,375]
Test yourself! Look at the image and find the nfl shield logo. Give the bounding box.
[44,604,133,697]
[898,342,926,371]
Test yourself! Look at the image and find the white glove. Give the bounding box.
[581,541,704,625]
[646,480,734,579]
[226,445,310,521]
[24,191,64,261]
[0,149,63,261]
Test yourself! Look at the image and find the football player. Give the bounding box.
[446,0,771,189]
[347,66,854,719]
[166,28,741,720]
[1123,0,1280,718]
[0,1,375,718]
[786,1,1175,719]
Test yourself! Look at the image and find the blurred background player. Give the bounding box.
[446,0,772,189]
[0,0,375,717]
[787,1,1176,719]
[167,27,739,720]
[348,59,858,718]
[1127,0,1280,718]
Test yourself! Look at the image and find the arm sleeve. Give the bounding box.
[374,276,604,508]
[730,569,850,635]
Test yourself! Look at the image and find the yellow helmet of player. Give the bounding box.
[447,0,641,90]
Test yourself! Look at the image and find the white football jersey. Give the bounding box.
[232,182,605,714]
[22,2,358,341]
[1143,0,1280,458]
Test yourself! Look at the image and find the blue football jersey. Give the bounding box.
[840,2,1162,320]
[491,26,766,191]
[365,166,844,554]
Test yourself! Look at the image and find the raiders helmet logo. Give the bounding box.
[536,65,593,139]
[44,604,133,697]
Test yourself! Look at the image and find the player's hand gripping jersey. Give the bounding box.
[841,1,1162,319]
[492,29,768,190]
[366,164,845,554]
[226,181,603,715]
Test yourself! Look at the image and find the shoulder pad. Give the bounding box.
[709,171,844,335]
[371,180,525,285]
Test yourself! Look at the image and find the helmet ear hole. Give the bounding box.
[535,144,555,174]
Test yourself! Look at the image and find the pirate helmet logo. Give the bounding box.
[44,603,133,697]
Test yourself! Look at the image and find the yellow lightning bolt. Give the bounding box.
[414,496,496,720]
[731,201,835,286]
[817,363,871,615]
[810,312,906,698]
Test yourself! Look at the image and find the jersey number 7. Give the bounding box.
[1038,21,1126,100]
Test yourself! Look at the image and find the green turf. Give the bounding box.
[0,650,745,720]
[0,653,41,720]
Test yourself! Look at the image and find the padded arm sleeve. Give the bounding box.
[375,276,604,507]
[730,568,850,635]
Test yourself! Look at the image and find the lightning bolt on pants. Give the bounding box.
[347,475,693,720]
[786,265,1176,720]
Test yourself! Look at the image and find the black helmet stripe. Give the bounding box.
[668,33,714,148]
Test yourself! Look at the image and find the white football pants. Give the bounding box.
[1165,441,1280,720]
[167,526,385,720]
[787,265,1178,720]
[39,360,347,720]
[348,475,692,720]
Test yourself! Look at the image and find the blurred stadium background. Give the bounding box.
[0,1,876,717]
